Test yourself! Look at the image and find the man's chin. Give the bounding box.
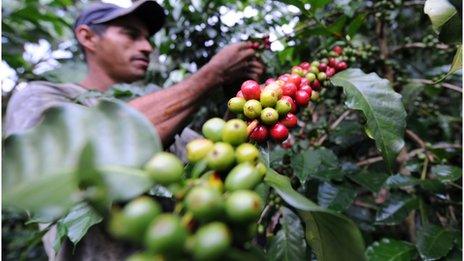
[121,72,147,83]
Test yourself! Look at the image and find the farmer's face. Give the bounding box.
[93,16,153,83]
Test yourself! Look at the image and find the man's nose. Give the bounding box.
[139,38,153,54]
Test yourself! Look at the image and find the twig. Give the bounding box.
[356,156,383,166]
[432,197,462,206]
[353,199,378,210]
[406,129,426,148]
[258,205,272,224]
[449,182,463,190]
[330,110,352,130]
[356,143,462,166]
[420,157,429,180]
[406,129,434,161]
[403,0,426,6]
[376,20,395,82]
[419,200,429,226]
[405,210,417,243]
[411,79,462,93]
[314,110,352,146]
[392,42,450,53]
[448,206,457,224]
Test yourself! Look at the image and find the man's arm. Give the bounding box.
[129,42,265,145]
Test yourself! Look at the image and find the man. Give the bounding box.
[4,1,265,260]
[5,0,265,145]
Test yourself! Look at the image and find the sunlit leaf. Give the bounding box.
[317,182,357,212]
[331,69,407,173]
[448,46,462,76]
[348,171,389,193]
[424,0,457,31]
[401,83,424,112]
[54,203,102,249]
[366,238,417,261]
[267,207,307,261]
[347,14,366,37]
[375,194,419,225]
[417,224,454,260]
[438,14,462,44]
[293,148,343,183]
[3,101,161,220]
[265,169,366,261]
[383,174,420,188]
[430,164,462,182]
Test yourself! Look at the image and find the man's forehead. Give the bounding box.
[107,16,150,35]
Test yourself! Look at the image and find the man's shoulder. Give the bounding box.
[4,81,91,137]
[15,81,86,96]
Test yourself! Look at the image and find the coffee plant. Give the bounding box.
[2,0,462,260]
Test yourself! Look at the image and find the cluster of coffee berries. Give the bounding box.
[339,43,380,66]
[227,46,349,143]
[372,0,398,22]
[109,118,267,260]
[318,45,353,66]
[422,34,443,49]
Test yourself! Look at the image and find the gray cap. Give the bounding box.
[74,0,166,36]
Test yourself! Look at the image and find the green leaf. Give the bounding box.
[453,230,462,251]
[420,180,446,192]
[191,159,209,178]
[267,207,307,261]
[265,169,366,261]
[347,14,366,37]
[430,165,462,182]
[327,16,347,36]
[401,83,424,112]
[417,224,454,260]
[438,14,462,44]
[3,171,78,222]
[293,148,343,183]
[424,0,458,31]
[375,195,419,225]
[331,69,407,173]
[3,101,161,220]
[308,0,330,10]
[366,238,417,261]
[75,142,110,212]
[448,46,462,75]
[55,203,102,248]
[348,171,389,193]
[86,101,162,166]
[269,146,286,165]
[225,246,266,261]
[100,166,154,201]
[383,174,420,188]
[329,121,364,148]
[317,182,357,212]
[278,47,295,64]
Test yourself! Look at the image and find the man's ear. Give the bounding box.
[75,25,99,54]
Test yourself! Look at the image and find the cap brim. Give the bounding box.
[93,0,165,36]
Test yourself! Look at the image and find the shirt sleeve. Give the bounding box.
[4,82,77,137]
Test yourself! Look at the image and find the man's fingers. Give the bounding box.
[246,73,260,81]
[240,41,254,50]
[249,60,266,70]
[237,48,257,62]
[248,67,264,77]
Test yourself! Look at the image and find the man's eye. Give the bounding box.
[125,31,139,39]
